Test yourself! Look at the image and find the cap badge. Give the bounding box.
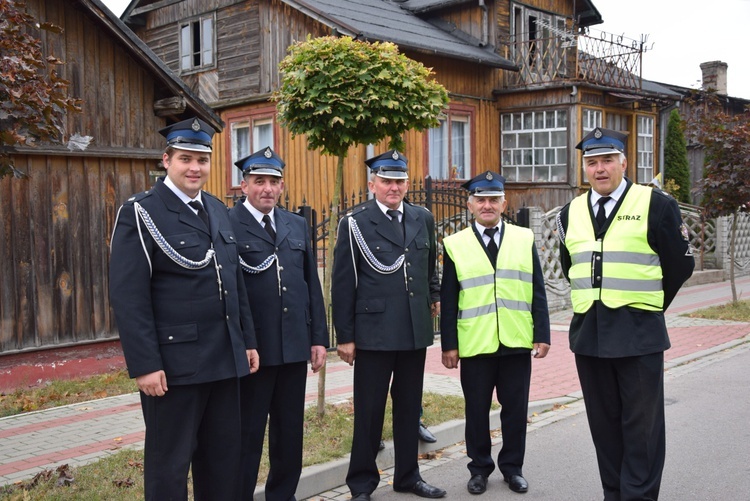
[594,129,603,139]
[264,147,272,158]
[485,172,493,180]
[191,118,201,132]
[391,151,399,160]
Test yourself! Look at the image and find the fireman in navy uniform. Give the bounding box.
[229,147,328,500]
[109,117,259,500]
[440,172,550,495]
[332,150,445,501]
[556,127,694,500]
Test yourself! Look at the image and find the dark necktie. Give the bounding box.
[262,214,276,241]
[484,227,498,264]
[386,209,404,244]
[188,200,209,231]
[596,196,611,228]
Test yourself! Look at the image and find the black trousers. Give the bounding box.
[239,362,307,501]
[460,354,531,479]
[140,378,242,501]
[576,352,666,501]
[346,348,426,495]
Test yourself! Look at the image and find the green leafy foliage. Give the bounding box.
[0,0,81,179]
[664,109,691,203]
[274,35,449,157]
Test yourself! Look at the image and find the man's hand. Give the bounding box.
[246,349,260,373]
[136,370,168,397]
[532,343,550,359]
[337,342,356,366]
[310,345,327,373]
[430,301,441,318]
[442,349,459,369]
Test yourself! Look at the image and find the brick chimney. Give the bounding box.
[700,61,728,95]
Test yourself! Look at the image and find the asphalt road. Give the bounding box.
[371,342,750,500]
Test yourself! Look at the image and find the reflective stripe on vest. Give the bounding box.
[444,225,535,356]
[566,184,663,313]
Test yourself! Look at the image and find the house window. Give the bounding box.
[637,116,655,183]
[180,15,215,73]
[428,111,471,179]
[511,4,570,81]
[501,110,567,182]
[581,109,602,183]
[229,114,275,188]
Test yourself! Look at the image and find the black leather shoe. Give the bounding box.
[418,423,437,443]
[378,439,385,451]
[504,474,528,493]
[467,474,488,494]
[351,493,371,501]
[395,480,446,498]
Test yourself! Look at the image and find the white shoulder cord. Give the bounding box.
[239,254,282,296]
[347,216,407,291]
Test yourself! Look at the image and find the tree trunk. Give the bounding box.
[317,155,345,417]
[730,209,739,303]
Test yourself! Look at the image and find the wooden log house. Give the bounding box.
[122,0,681,213]
[0,0,221,354]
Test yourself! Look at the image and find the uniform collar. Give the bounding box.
[375,199,404,218]
[591,178,627,207]
[164,176,203,205]
[243,198,274,225]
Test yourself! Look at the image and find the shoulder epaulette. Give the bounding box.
[346,206,368,217]
[124,190,152,205]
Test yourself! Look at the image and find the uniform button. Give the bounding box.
[409,292,414,297]
[406,262,411,267]
[275,247,279,251]
[283,307,288,313]
[224,290,229,296]
[245,245,249,249]
[376,246,381,250]
[405,248,409,252]
[180,241,185,245]
[226,315,230,321]
[595,256,601,261]
[230,236,234,240]
[597,238,602,242]
[596,276,601,281]
[279,266,284,271]
[408,276,413,281]
[282,286,287,292]
[168,336,173,340]
[218,264,223,269]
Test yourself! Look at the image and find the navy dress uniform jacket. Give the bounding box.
[332,199,439,350]
[229,204,329,364]
[109,179,257,384]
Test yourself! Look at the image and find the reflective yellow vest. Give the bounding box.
[566,184,663,313]
[444,224,535,357]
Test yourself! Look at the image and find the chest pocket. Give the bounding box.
[164,232,201,250]
[414,238,430,250]
[370,241,393,253]
[219,230,238,263]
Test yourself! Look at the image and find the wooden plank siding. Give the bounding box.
[0,155,154,352]
[0,0,216,354]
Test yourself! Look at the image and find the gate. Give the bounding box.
[292,177,520,347]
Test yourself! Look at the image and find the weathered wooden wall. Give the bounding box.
[0,155,154,353]
[0,0,202,354]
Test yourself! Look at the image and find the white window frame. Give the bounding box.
[179,14,215,73]
[428,111,471,180]
[501,110,568,183]
[511,3,570,80]
[637,115,655,183]
[230,116,275,188]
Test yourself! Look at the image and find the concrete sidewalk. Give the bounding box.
[1,274,749,496]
